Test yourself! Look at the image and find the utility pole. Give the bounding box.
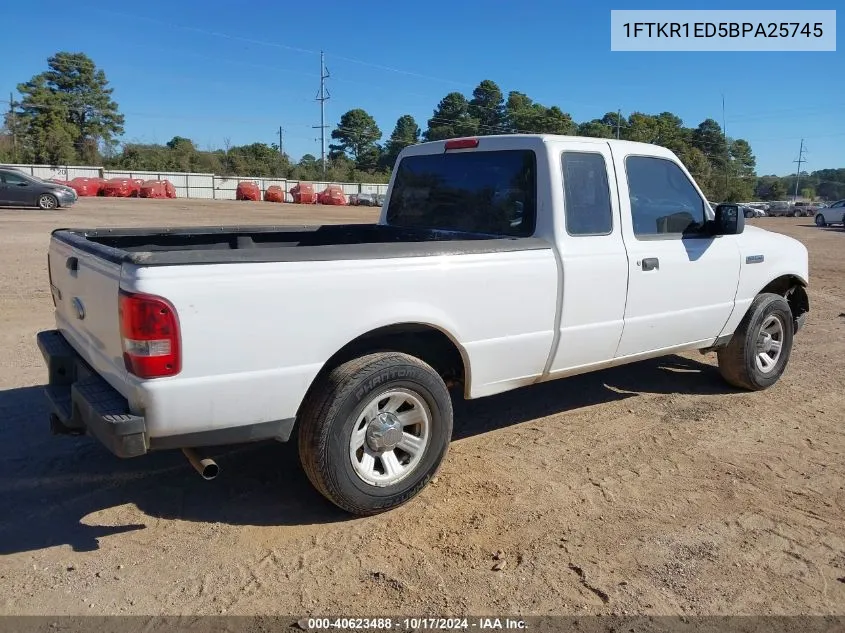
[722,94,729,198]
[313,51,330,176]
[616,109,621,139]
[278,125,284,157]
[792,138,806,202]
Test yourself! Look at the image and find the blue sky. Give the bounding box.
[1,0,842,175]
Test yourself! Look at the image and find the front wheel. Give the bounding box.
[717,293,794,391]
[815,214,827,227]
[37,194,58,210]
[297,352,453,515]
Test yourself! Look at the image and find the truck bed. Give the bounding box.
[52,224,550,266]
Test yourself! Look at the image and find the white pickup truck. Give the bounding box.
[37,134,810,515]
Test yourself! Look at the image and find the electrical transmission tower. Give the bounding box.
[792,139,807,201]
[313,51,330,176]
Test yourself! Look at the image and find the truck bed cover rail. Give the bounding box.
[51,224,552,266]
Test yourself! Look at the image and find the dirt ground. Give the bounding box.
[0,197,843,618]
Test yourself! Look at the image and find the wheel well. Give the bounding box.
[759,275,809,323]
[299,324,468,414]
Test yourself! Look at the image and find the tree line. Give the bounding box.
[2,52,842,201]
[755,169,845,202]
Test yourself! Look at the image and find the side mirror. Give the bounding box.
[712,203,745,235]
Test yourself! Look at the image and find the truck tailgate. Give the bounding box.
[48,237,128,394]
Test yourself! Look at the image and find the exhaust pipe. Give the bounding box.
[182,448,220,480]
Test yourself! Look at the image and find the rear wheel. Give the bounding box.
[297,352,453,515]
[815,214,827,227]
[717,293,794,391]
[37,194,58,210]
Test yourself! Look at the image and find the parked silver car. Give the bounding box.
[814,200,845,227]
[0,167,77,209]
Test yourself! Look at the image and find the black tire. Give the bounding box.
[37,193,58,210]
[815,214,827,227]
[717,293,794,391]
[297,352,453,515]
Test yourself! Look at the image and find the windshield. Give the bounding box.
[385,149,537,236]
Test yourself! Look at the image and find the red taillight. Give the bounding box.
[118,290,181,378]
[445,138,479,150]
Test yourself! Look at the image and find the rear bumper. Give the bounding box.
[37,329,148,458]
[36,329,298,456]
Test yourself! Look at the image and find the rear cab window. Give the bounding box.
[385,149,537,236]
[561,152,613,236]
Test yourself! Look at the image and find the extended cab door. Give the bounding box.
[613,149,741,358]
[547,141,629,374]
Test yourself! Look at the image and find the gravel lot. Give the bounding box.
[0,197,843,617]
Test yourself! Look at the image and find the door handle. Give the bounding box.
[66,256,79,272]
[640,257,659,271]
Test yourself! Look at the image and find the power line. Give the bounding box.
[90,7,472,89]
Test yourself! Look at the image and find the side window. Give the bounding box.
[2,172,28,186]
[625,156,706,238]
[561,151,612,236]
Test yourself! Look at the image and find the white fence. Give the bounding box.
[2,163,390,202]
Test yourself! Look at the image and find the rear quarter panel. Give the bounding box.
[125,248,558,438]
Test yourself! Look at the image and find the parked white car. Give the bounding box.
[37,134,810,515]
[814,200,845,226]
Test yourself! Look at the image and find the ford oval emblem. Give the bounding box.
[72,297,85,320]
